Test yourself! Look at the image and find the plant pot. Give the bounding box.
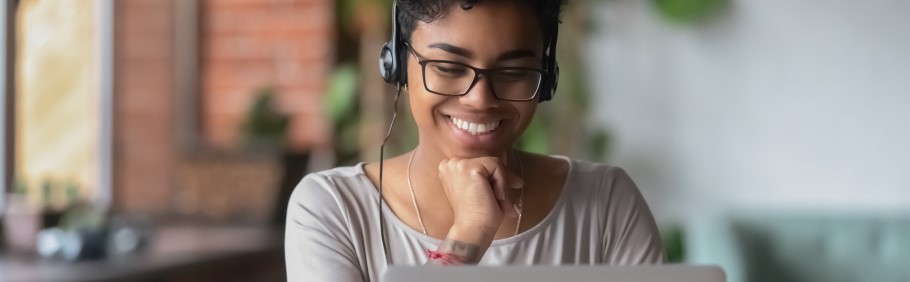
[2,194,58,255]
[176,151,284,225]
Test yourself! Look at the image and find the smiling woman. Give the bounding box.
[285,1,665,281]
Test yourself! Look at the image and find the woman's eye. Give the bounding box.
[432,64,469,77]
[501,71,523,78]
[498,70,532,81]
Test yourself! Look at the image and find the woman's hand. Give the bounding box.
[438,156,523,229]
[431,156,523,264]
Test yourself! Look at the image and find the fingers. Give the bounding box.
[509,173,524,189]
[478,158,521,218]
[488,161,514,217]
[484,159,508,200]
[437,156,523,219]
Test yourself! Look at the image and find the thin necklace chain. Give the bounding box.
[515,150,525,236]
[407,150,525,237]
[406,151,428,235]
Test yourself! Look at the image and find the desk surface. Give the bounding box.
[0,225,283,282]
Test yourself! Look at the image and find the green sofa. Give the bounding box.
[685,215,910,282]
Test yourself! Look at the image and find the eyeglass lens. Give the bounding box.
[422,61,542,100]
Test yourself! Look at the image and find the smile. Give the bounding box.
[449,116,501,135]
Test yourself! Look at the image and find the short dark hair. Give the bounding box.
[396,0,564,44]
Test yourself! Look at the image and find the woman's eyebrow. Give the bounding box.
[427,43,536,61]
[428,43,473,58]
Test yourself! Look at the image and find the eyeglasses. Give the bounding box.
[405,43,544,101]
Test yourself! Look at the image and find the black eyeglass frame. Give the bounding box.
[404,42,545,102]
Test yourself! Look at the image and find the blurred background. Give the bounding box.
[0,0,908,281]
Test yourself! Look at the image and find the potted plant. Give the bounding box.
[176,88,288,225]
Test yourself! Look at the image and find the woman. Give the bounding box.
[285,0,665,281]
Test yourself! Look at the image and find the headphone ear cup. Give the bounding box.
[379,43,396,83]
[538,79,549,102]
[539,63,558,102]
[549,63,559,99]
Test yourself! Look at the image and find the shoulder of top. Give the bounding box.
[562,158,634,191]
[293,164,369,195]
[566,158,624,176]
[309,164,367,179]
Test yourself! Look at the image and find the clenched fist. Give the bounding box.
[437,156,524,231]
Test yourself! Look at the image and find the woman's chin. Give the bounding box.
[443,143,515,160]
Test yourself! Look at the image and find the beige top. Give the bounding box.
[285,156,665,282]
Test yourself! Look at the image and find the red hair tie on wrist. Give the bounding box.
[425,249,465,265]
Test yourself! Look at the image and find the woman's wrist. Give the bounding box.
[426,224,495,265]
[447,222,496,246]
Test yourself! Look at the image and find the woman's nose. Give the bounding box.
[458,76,500,110]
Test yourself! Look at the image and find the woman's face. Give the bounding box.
[407,1,544,159]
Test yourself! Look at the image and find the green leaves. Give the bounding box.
[654,0,729,24]
[324,64,363,165]
[242,88,289,151]
[325,64,360,127]
[662,226,686,263]
[518,117,550,154]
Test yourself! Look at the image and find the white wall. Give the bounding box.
[586,0,910,223]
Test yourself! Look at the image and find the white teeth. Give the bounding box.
[450,117,500,135]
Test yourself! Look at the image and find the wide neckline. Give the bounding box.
[356,155,575,247]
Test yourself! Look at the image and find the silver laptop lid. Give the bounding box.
[384,265,725,282]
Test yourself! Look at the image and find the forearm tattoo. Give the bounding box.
[427,239,480,265]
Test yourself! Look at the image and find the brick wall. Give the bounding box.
[113,0,333,215]
[200,0,333,152]
[113,0,177,214]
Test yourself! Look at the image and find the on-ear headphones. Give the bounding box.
[379,4,406,86]
[539,15,560,102]
[378,2,560,102]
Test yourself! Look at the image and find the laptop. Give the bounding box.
[383,265,725,282]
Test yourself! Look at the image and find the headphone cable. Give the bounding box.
[378,84,403,267]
